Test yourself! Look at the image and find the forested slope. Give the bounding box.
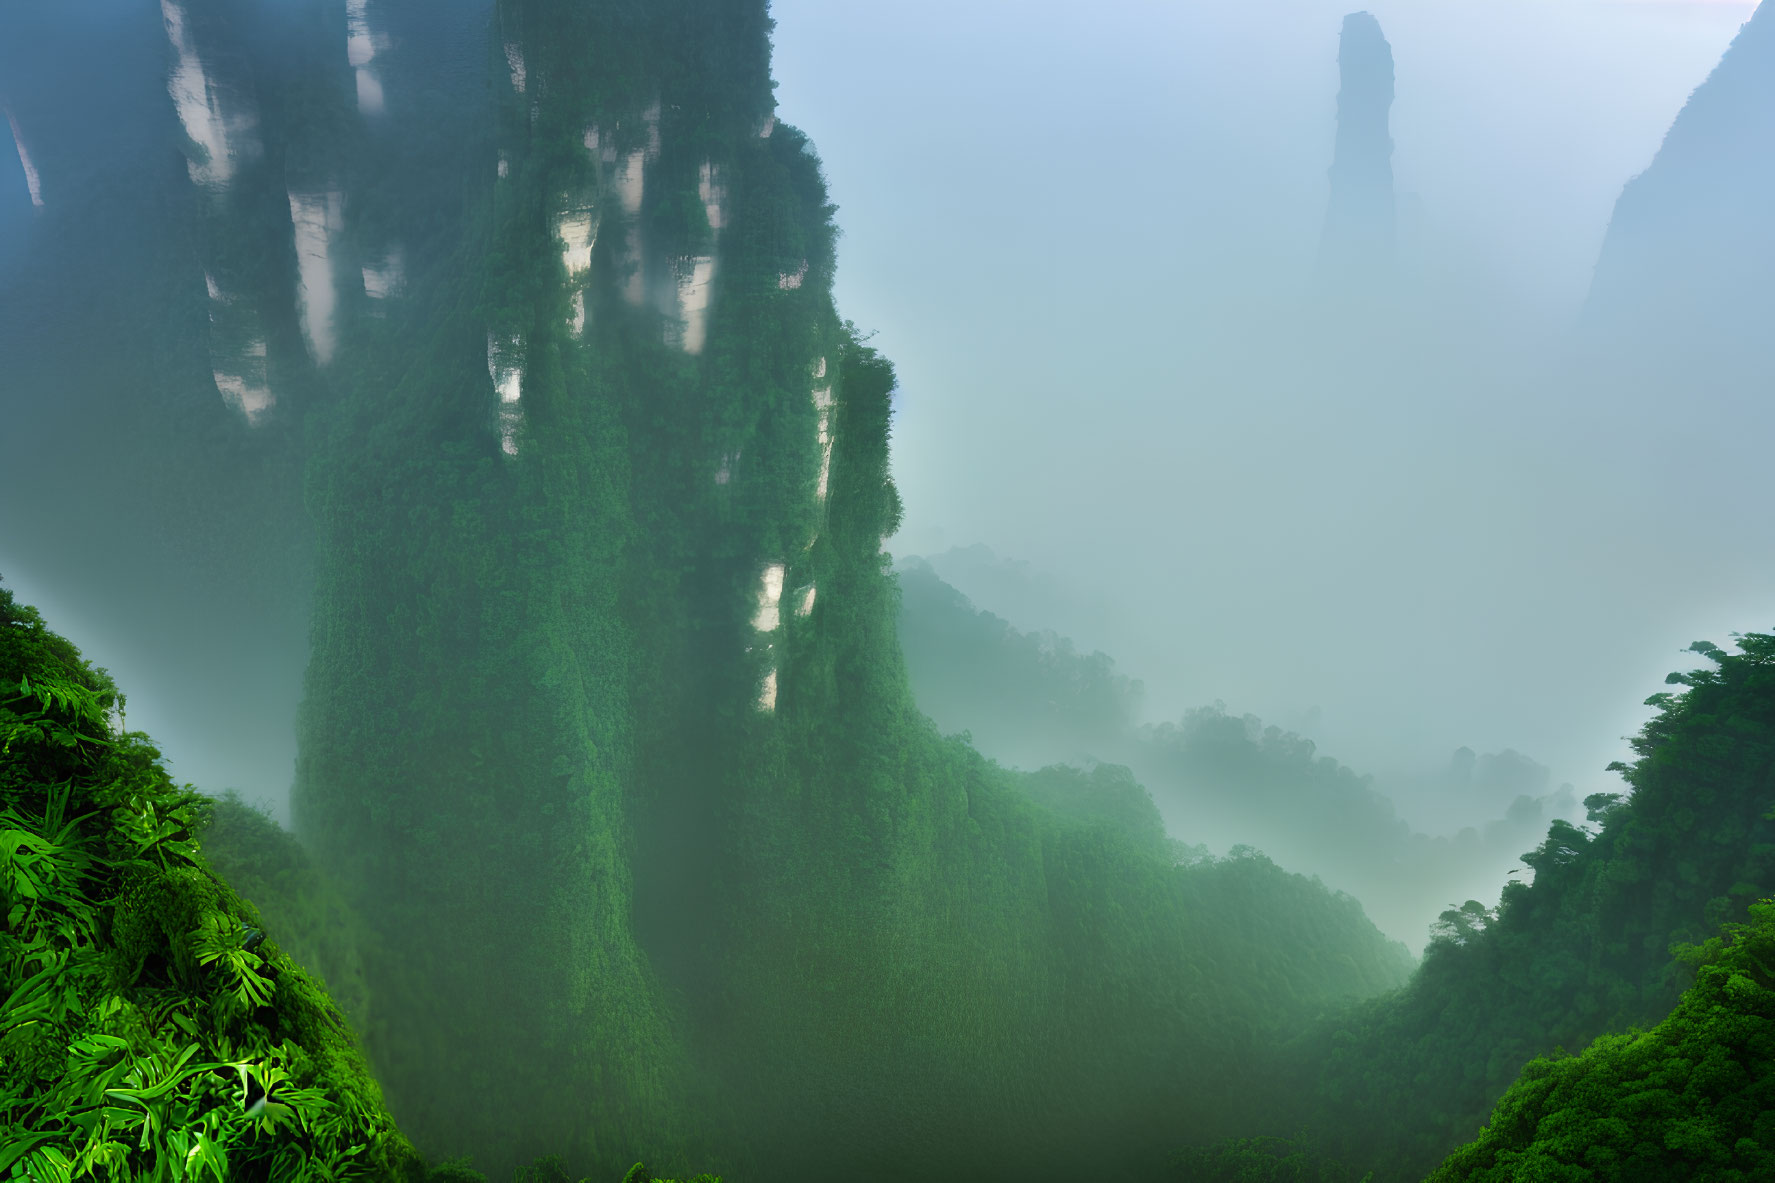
[92,1,1421,1180]
[1292,633,1775,1180]
[897,557,1574,948]
[27,3,1746,1182]
[1429,899,1775,1181]
[0,584,437,1182]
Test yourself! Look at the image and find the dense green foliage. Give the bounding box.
[1429,900,1775,1180]
[1174,1134,1371,1183]
[0,582,429,1182]
[33,4,1775,1183]
[896,557,1144,763]
[1291,632,1775,1179]
[198,795,379,1051]
[268,4,1421,1180]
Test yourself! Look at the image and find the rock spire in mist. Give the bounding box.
[1585,1,1775,353]
[1317,12,1396,290]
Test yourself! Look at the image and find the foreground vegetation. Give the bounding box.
[0,584,429,1181]
[1289,633,1775,1180]
[1430,900,1775,1181]
[5,1,1774,1180]
[0,580,725,1181]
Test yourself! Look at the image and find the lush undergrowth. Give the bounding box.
[10,3,1773,1182]
[0,579,735,1183]
[197,795,378,1048]
[0,583,433,1181]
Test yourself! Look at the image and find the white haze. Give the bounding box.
[772,0,1773,819]
[0,0,1766,864]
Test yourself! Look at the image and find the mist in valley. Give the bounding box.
[5,1,1775,1180]
[784,0,1770,758]
[771,0,1775,944]
[6,0,1767,935]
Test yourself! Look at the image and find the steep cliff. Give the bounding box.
[3,4,1421,1181]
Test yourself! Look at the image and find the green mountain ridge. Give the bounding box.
[1429,900,1775,1181]
[1295,632,1775,1180]
[5,2,1775,1182]
[894,555,1576,949]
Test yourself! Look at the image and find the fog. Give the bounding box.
[1,0,1771,914]
[772,0,1775,815]
[6,1,1775,1177]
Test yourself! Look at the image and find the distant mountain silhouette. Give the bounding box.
[1585,2,1775,355]
[1317,12,1396,294]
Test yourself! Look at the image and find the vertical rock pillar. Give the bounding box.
[1318,12,1396,292]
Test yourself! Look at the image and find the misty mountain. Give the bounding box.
[1317,10,1395,294]
[911,544,1125,657]
[6,3,1775,1183]
[1586,0,1775,360]
[897,554,1576,948]
[1290,634,1775,1180]
[0,3,1420,1180]
[896,555,1143,766]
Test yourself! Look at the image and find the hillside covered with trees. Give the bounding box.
[897,557,1578,948]
[4,1,1774,1181]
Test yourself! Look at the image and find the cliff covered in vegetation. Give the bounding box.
[8,3,1774,1182]
[0,2,1424,1179]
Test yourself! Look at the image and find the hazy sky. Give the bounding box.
[772,0,1773,794]
[2,0,1769,826]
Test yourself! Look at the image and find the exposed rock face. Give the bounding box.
[5,103,43,208]
[1318,11,1396,291]
[285,4,814,1175]
[1585,2,1775,359]
[0,0,319,820]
